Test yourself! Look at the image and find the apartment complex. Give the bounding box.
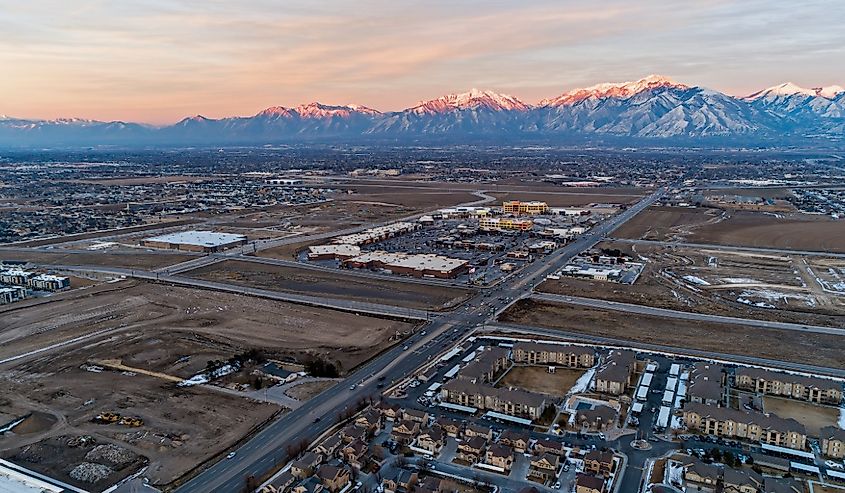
[820,426,845,459]
[503,200,549,215]
[441,379,548,420]
[0,269,70,292]
[687,363,725,406]
[512,342,595,368]
[682,402,807,450]
[0,285,27,304]
[595,350,637,396]
[734,368,842,405]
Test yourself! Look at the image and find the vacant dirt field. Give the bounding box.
[761,396,839,436]
[336,186,481,209]
[0,280,415,489]
[538,243,845,326]
[285,381,337,401]
[688,211,845,253]
[491,191,645,207]
[0,250,193,269]
[499,299,845,371]
[498,366,585,397]
[613,206,726,241]
[187,260,474,311]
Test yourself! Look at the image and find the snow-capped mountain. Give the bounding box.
[2,76,843,146]
[744,82,845,134]
[367,89,530,135]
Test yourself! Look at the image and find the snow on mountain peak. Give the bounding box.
[257,102,380,119]
[745,82,817,100]
[409,89,530,115]
[815,85,845,99]
[540,74,688,107]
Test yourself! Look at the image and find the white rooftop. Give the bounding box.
[0,463,65,493]
[144,230,247,247]
[348,250,467,273]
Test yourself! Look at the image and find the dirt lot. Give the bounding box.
[499,299,845,371]
[761,396,839,436]
[615,206,845,253]
[0,280,415,489]
[497,366,585,397]
[491,191,645,207]
[538,242,845,327]
[0,250,194,270]
[187,260,475,311]
[613,206,726,241]
[285,381,337,401]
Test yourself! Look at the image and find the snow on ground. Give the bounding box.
[567,368,595,395]
[839,406,845,430]
[666,459,685,487]
[178,374,209,387]
[178,364,237,387]
[721,277,759,284]
[683,275,710,286]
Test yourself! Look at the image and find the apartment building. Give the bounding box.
[594,350,636,396]
[441,379,548,420]
[0,286,27,304]
[503,200,549,215]
[734,367,842,405]
[687,363,725,405]
[478,216,534,232]
[512,342,595,368]
[682,402,807,450]
[820,426,845,459]
[458,347,511,384]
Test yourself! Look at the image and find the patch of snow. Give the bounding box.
[721,277,758,284]
[567,367,595,395]
[839,406,845,430]
[683,275,710,286]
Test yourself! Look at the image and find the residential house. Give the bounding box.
[291,452,322,479]
[436,417,461,437]
[416,427,445,455]
[683,459,720,488]
[575,406,617,432]
[313,433,343,458]
[534,438,565,456]
[763,477,804,493]
[820,425,845,459]
[376,401,403,421]
[464,423,493,440]
[499,429,531,453]
[723,468,764,493]
[528,453,560,484]
[316,465,350,493]
[456,436,487,463]
[381,470,418,493]
[575,474,606,493]
[485,443,515,472]
[391,420,421,445]
[403,408,430,424]
[341,424,368,444]
[354,408,383,435]
[584,450,615,476]
[341,439,368,469]
[292,477,324,493]
[594,350,636,396]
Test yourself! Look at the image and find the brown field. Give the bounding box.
[491,191,644,207]
[613,206,726,241]
[761,396,839,436]
[497,366,585,397]
[498,299,845,371]
[186,260,474,311]
[338,178,649,195]
[0,250,194,269]
[1,219,200,247]
[688,211,845,253]
[336,186,481,209]
[615,206,845,253]
[285,381,337,401]
[0,280,415,489]
[538,242,845,326]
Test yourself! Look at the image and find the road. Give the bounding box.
[607,238,845,259]
[173,188,666,493]
[529,292,845,336]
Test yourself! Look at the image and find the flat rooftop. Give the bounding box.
[143,230,247,247]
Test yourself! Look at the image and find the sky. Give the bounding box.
[1,0,844,124]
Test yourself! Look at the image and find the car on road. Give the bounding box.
[313,417,321,423]
[349,384,357,390]
[226,452,236,459]
[554,481,561,489]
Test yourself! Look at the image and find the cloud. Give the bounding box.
[0,0,843,123]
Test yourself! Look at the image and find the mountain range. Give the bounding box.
[2,75,844,147]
